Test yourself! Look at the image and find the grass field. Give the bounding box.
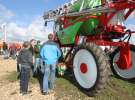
[5,71,135,100]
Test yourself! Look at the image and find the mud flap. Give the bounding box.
[116,43,132,70]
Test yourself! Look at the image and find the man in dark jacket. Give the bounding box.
[17,41,33,95]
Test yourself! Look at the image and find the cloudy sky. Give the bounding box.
[0,0,135,43]
[0,0,69,42]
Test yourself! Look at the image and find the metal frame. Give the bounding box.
[59,1,135,69]
[44,0,135,70]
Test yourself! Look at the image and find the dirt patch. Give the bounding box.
[0,57,135,100]
[0,58,55,100]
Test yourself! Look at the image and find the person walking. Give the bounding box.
[40,34,61,95]
[17,41,33,95]
[33,40,42,75]
[2,42,9,59]
[9,43,17,59]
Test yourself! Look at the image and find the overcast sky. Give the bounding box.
[0,0,135,43]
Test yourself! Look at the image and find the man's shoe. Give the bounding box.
[21,91,31,95]
[41,90,43,93]
[42,92,49,95]
[22,92,27,95]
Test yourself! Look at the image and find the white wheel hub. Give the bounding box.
[73,49,97,89]
[113,51,135,79]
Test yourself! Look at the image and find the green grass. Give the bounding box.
[5,71,38,84]
[54,76,135,100]
[5,72,135,100]
[5,71,18,82]
[95,77,135,100]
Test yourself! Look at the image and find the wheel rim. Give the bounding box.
[73,49,97,89]
[113,51,135,79]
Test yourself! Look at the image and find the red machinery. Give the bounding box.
[44,0,135,96]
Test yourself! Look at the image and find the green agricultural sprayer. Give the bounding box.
[43,0,135,96]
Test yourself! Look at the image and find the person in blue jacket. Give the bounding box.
[40,33,61,95]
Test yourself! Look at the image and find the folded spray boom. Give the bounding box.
[43,0,135,21]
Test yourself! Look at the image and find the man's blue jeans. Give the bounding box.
[20,65,30,93]
[34,58,41,73]
[43,63,56,92]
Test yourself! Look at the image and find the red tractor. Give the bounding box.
[43,0,135,96]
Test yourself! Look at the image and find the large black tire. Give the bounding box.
[73,43,109,96]
[110,45,135,80]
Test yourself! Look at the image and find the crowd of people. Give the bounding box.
[17,33,61,95]
[0,41,21,59]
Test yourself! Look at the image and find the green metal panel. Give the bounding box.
[57,22,83,45]
[57,18,101,45]
[79,18,100,35]
[83,0,102,9]
[70,0,82,12]
[57,0,103,45]
[70,0,102,12]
